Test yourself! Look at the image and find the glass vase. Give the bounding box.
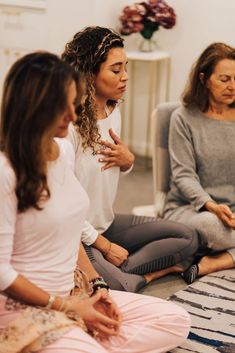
[138,36,157,52]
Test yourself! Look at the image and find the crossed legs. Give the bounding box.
[38,290,190,353]
[165,208,235,284]
[85,214,198,291]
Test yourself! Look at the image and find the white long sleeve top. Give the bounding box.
[0,141,89,296]
[68,106,126,245]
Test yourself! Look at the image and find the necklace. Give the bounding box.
[97,104,109,120]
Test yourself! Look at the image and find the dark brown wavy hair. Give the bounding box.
[0,52,77,212]
[62,26,124,150]
[182,42,235,111]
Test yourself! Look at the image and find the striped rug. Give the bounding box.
[168,269,235,353]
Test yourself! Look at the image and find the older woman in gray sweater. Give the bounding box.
[163,42,235,283]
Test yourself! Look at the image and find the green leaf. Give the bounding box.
[140,21,159,39]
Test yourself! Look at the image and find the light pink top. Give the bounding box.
[0,141,89,296]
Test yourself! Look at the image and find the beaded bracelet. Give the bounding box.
[57,297,70,312]
[89,276,109,295]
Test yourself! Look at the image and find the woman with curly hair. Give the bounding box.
[62,26,198,292]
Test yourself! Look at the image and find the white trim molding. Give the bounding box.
[0,0,46,13]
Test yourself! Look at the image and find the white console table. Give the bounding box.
[123,50,171,160]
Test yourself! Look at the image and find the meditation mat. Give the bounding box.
[168,270,235,353]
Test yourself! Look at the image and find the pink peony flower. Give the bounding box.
[119,0,176,38]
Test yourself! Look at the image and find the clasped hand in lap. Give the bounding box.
[67,289,121,340]
[205,201,235,229]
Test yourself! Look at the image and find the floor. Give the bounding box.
[113,162,235,353]
[113,158,187,298]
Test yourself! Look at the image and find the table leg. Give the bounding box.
[145,61,156,164]
[128,60,135,151]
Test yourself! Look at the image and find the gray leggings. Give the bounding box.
[84,214,198,292]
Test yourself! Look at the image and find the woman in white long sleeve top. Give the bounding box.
[0,51,190,353]
[62,26,198,292]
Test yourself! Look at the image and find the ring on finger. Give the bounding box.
[93,330,99,338]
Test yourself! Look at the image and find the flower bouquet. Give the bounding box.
[119,0,176,51]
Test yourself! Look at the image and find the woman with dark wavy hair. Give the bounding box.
[0,51,190,353]
[62,26,198,292]
[163,42,235,284]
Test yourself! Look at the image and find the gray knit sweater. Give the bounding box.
[164,106,235,214]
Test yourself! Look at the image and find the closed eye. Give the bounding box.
[219,75,231,83]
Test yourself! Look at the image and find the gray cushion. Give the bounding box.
[151,102,180,216]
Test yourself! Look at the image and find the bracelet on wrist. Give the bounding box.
[45,295,56,309]
[58,297,70,313]
[89,276,109,295]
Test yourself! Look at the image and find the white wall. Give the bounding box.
[159,0,235,100]
[1,0,233,96]
[0,1,125,89]
[0,0,234,155]
[120,0,235,100]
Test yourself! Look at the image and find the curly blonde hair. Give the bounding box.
[62,26,124,150]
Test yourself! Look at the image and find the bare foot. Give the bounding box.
[198,252,234,276]
[144,264,183,283]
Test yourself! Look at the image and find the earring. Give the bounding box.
[199,73,204,84]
